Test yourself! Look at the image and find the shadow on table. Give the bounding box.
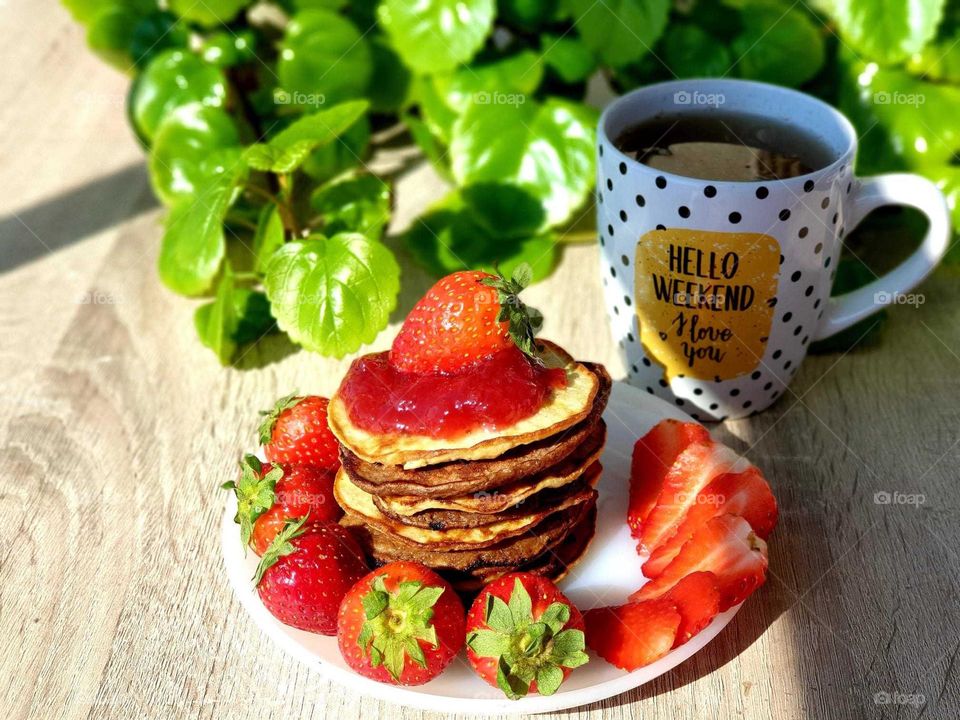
[0,162,156,274]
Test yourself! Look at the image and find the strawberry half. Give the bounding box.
[584,599,681,671]
[632,514,768,611]
[389,265,544,374]
[643,466,778,578]
[337,562,465,686]
[259,394,340,469]
[638,440,742,554]
[629,420,710,540]
[657,571,721,646]
[466,574,589,699]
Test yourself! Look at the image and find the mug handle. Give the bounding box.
[815,173,951,340]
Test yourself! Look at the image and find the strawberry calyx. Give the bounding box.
[222,454,283,554]
[356,574,445,681]
[479,264,544,361]
[467,578,589,699]
[253,514,309,585]
[257,393,302,445]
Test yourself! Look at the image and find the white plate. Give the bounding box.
[222,381,743,714]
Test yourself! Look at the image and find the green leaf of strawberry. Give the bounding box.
[252,514,309,586]
[466,578,588,699]
[355,574,446,682]
[222,454,283,554]
[257,393,302,446]
[480,263,544,361]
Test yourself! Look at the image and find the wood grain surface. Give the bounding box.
[2,2,958,719]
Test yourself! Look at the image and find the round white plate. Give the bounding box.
[222,380,742,714]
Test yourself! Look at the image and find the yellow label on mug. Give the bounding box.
[634,228,780,381]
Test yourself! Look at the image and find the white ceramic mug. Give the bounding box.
[597,79,950,421]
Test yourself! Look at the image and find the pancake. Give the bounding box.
[341,494,596,572]
[340,373,611,499]
[335,466,595,550]
[446,502,598,596]
[329,341,603,469]
[375,462,602,530]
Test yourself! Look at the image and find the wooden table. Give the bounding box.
[3,2,958,718]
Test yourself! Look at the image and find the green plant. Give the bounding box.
[63,0,959,363]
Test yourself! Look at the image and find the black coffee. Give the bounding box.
[614,113,833,181]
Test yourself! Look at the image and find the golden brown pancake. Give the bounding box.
[328,341,602,469]
[341,495,595,572]
[374,462,602,530]
[335,466,595,551]
[445,502,598,596]
[340,370,611,499]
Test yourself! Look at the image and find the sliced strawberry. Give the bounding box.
[632,514,768,611]
[638,441,743,553]
[584,599,680,671]
[643,466,778,578]
[629,420,710,540]
[658,571,721,646]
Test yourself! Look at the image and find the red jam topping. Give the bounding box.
[338,346,568,439]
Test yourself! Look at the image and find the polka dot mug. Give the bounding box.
[597,79,950,420]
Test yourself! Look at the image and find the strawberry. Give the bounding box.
[629,420,711,540]
[389,265,544,374]
[249,464,342,556]
[632,514,768,611]
[584,599,681,671]
[337,562,465,686]
[638,440,742,553]
[466,574,589,699]
[643,466,778,578]
[255,517,369,635]
[259,394,340,469]
[657,571,721,646]
[222,454,283,553]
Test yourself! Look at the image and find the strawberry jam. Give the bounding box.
[338,346,567,439]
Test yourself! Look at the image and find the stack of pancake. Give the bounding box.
[328,341,612,596]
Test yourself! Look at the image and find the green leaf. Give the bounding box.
[539,601,571,634]
[378,0,495,73]
[500,0,561,31]
[831,0,945,65]
[403,112,451,179]
[194,265,238,364]
[368,37,412,113]
[159,151,246,296]
[278,10,372,107]
[195,286,276,363]
[129,11,190,69]
[252,205,286,274]
[86,4,141,70]
[200,30,258,68]
[242,143,313,174]
[149,103,241,206]
[508,578,534,628]
[659,24,731,78]
[64,0,152,24]
[131,50,226,141]
[535,665,564,696]
[466,628,511,658]
[550,627,586,658]
[564,0,670,68]
[437,51,545,114]
[497,656,530,699]
[541,34,597,84]
[302,115,371,182]
[731,6,825,87]
[253,514,308,585]
[258,393,302,445]
[263,233,400,357]
[406,188,557,281]
[485,595,515,634]
[226,454,282,552]
[310,174,391,240]
[168,0,251,27]
[450,97,597,227]
[908,33,960,82]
